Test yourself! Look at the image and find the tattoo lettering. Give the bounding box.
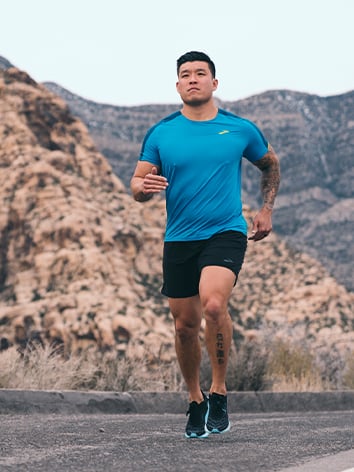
[216,333,224,365]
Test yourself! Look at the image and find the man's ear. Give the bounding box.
[212,78,219,91]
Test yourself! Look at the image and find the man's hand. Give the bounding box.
[248,206,273,241]
[142,166,169,194]
[131,162,169,202]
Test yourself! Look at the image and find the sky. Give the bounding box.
[1,0,354,106]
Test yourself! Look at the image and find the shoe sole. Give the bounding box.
[207,421,231,434]
[184,429,210,439]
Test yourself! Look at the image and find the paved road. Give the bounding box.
[1,411,353,472]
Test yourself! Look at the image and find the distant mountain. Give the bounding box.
[44,82,354,292]
[0,56,14,70]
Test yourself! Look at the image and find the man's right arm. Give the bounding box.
[130,161,168,202]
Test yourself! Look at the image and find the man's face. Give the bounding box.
[176,61,218,106]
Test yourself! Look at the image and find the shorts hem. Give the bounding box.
[161,288,199,299]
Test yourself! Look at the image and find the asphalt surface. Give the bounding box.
[1,389,354,471]
[1,411,354,472]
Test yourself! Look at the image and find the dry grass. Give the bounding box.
[0,344,95,391]
[343,352,354,389]
[0,337,352,392]
[265,339,326,392]
[0,343,183,392]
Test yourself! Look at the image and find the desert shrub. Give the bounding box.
[227,340,269,391]
[342,352,354,389]
[86,349,184,392]
[313,345,347,389]
[266,339,324,392]
[200,338,269,392]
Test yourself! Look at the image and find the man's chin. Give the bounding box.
[183,97,209,107]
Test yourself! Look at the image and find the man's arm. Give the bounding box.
[249,144,280,241]
[130,161,168,202]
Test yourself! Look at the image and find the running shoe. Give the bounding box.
[185,392,209,438]
[206,392,231,434]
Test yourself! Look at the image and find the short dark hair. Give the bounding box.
[177,51,216,78]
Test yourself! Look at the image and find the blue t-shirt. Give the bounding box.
[139,108,268,241]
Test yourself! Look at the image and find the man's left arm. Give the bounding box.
[249,144,280,241]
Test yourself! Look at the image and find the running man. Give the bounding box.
[131,51,280,438]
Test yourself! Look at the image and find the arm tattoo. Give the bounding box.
[252,146,280,209]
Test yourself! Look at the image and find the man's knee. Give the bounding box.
[169,296,202,341]
[174,317,200,342]
[202,296,227,325]
[171,307,201,342]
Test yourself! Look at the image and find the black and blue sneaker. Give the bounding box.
[206,392,230,434]
[185,392,209,438]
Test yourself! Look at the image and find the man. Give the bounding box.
[130,51,280,438]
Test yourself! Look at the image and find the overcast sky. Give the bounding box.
[1,0,353,106]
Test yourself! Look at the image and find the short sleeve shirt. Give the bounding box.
[139,108,268,241]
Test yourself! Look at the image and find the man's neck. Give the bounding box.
[181,100,218,121]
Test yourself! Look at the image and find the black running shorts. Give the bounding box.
[161,230,247,298]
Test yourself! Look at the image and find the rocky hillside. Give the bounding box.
[0,66,171,357]
[0,65,353,360]
[42,82,354,293]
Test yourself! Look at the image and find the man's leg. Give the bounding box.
[168,295,204,403]
[169,296,210,438]
[199,265,235,434]
[199,266,235,395]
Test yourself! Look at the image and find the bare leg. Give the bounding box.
[199,266,235,395]
[169,295,204,403]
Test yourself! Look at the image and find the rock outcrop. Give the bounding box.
[0,67,171,358]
